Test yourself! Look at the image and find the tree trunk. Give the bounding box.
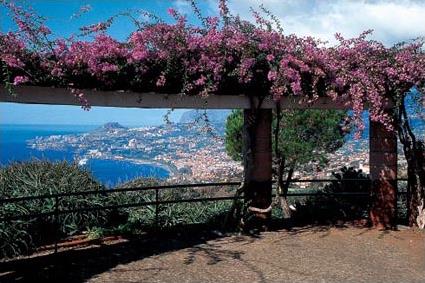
[277,165,293,219]
[273,104,293,220]
[397,100,425,227]
[243,108,273,229]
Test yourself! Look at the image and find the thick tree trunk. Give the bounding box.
[369,114,398,229]
[243,108,273,229]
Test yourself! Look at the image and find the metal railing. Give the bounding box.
[0,178,408,254]
[1,178,409,222]
[0,181,242,221]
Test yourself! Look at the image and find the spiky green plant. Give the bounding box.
[1,165,235,259]
[0,160,107,258]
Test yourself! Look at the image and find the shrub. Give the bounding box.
[111,179,233,234]
[292,167,371,224]
[105,178,159,233]
[0,160,107,258]
[0,163,234,259]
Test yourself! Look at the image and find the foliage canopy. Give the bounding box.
[225,109,347,169]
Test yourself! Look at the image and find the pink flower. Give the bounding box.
[290,81,302,94]
[206,17,219,28]
[13,75,29,85]
[131,50,148,61]
[70,88,90,110]
[267,70,277,81]
[1,54,24,68]
[238,58,256,83]
[39,25,51,35]
[266,54,275,62]
[167,8,177,17]
[100,63,119,73]
[156,74,166,87]
[194,75,207,86]
[51,67,63,77]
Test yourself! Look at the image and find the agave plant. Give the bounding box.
[0,160,107,258]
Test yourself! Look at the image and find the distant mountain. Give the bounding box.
[179,110,231,124]
[96,122,127,131]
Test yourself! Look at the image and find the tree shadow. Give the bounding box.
[1,219,411,283]
[180,229,314,283]
[273,220,408,242]
[269,218,346,236]
[0,224,256,283]
[183,240,268,282]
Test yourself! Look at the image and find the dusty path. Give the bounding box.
[2,226,424,283]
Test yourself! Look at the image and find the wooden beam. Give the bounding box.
[1,86,352,109]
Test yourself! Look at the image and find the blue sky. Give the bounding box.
[1,0,424,125]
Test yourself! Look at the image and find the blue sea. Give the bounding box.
[0,124,169,187]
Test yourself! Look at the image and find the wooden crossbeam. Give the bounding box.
[1,86,351,109]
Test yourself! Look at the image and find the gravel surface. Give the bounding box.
[1,226,424,283]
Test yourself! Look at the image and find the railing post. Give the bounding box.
[155,188,159,230]
[54,196,59,254]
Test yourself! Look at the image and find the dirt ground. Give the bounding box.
[1,226,424,283]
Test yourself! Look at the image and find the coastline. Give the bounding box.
[83,156,177,177]
[0,124,174,186]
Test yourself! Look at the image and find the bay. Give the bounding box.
[0,124,169,187]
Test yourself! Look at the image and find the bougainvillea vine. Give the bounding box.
[0,0,424,132]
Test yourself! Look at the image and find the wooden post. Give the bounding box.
[369,117,398,229]
[243,108,273,228]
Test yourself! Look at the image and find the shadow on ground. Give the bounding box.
[0,222,409,283]
[0,224,247,283]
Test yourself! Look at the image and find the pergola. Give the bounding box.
[0,86,398,228]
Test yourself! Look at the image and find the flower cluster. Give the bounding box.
[55,34,128,80]
[0,32,26,69]
[1,1,424,129]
